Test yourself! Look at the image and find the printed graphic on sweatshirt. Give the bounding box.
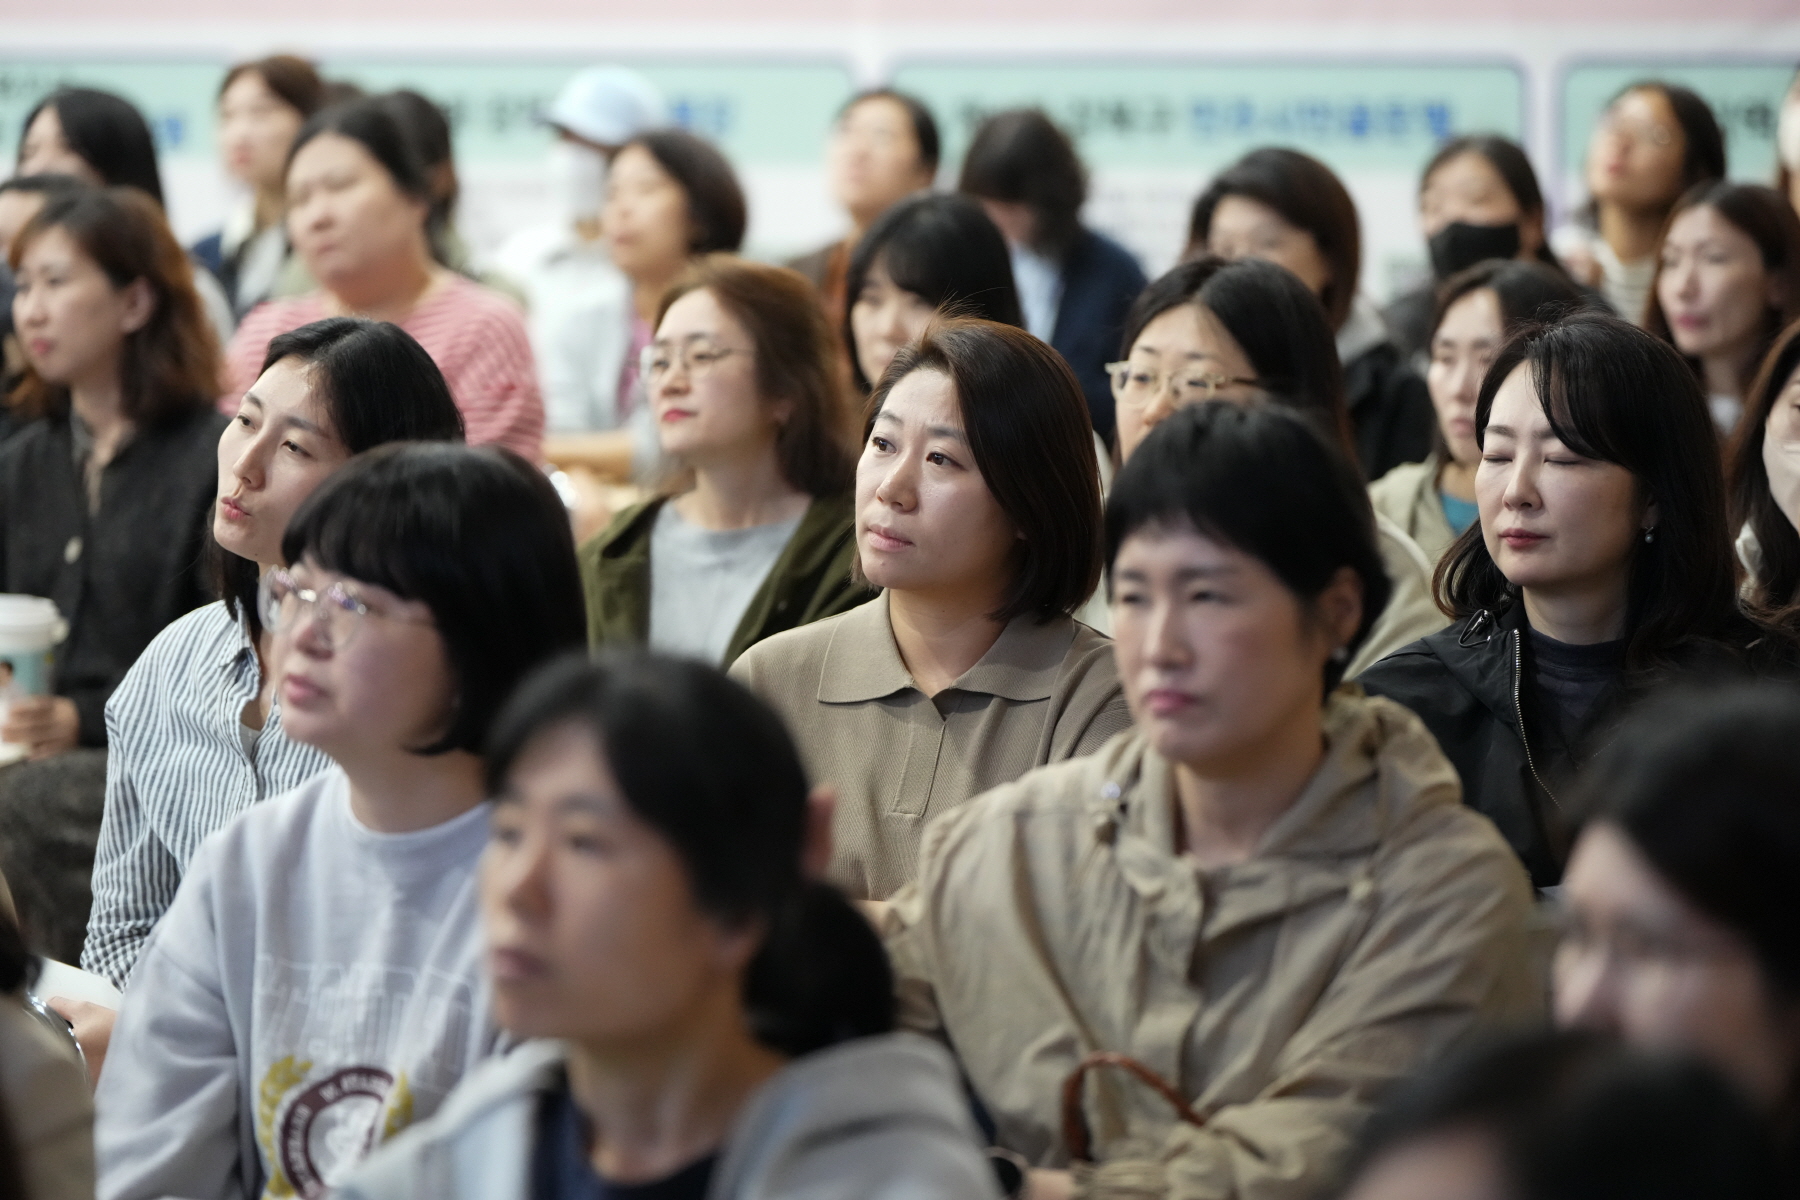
[251,954,482,1199]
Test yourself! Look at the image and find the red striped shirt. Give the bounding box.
[222,276,546,462]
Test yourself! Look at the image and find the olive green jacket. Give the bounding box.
[578,493,874,667]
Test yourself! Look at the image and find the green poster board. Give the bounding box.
[0,58,854,167]
[891,60,1525,174]
[1561,62,1797,183]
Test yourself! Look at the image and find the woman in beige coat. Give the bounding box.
[884,402,1543,1200]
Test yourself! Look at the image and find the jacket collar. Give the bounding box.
[816,592,1079,704]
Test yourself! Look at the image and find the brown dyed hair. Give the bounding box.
[1644,182,1800,407]
[657,255,856,497]
[219,55,327,118]
[8,186,221,423]
[864,318,1102,622]
[1728,317,1800,615]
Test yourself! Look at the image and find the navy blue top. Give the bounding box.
[533,1081,718,1200]
[1051,227,1148,449]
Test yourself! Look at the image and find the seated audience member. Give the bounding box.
[959,108,1147,447]
[492,66,664,436]
[0,186,227,964]
[1190,147,1433,479]
[332,651,999,1200]
[845,191,1021,392]
[1554,81,1725,325]
[1371,260,1588,564]
[1359,312,1786,889]
[193,56,326,320]
[1782,70,1800,218]
[732,319,1129,901]
[1385,134,1574,365]
[546,127,749,478]
[1644,182,1800,437]
[95,444,586,1200]
[1336,1031,1785,1200]
[789,89,940,325]
[0,174,83,420]
[580,258,870,666]
[0,876,91,1200]
[1110,256,1444,673]
[224,97,544,460]
[82,318,464,1005]
[884,400,1540,1200]
[1730,316,1800,609]
[1555,682,1800,1155]
[17,87,236,343]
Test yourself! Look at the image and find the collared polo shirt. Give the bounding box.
[731,593,1132,899]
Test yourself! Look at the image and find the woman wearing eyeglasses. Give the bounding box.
[95,443,587,1200]
[579,256,873,667]
[1103,256,1446,674]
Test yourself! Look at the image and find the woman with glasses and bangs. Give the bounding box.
[1101,255,1446,674]
[95,443,586,1200]
[579,255,873,668]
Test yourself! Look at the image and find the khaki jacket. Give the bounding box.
[884,691,1542,1200]
[578,492,874,667]
[1368,457,1458,566]
[1346,514,1450,679]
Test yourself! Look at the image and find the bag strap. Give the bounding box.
[1059,1051,1206,1164]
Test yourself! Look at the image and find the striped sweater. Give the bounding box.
[83,602,331,989]
[221,275,545,462]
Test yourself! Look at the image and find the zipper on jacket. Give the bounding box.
[1510,629,1559,810]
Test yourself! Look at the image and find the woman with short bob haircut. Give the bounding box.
[332,650,998,1200]
[1359,311,1784,888]
[580,256,872,667]
[84,317,464,999]
[1188,147,1434,479]
[844,192,1021,393]
[733,318,1130,901]
[1108,255,1445,674]
[883,401,1538,1200]
[96,443,586,1200]
[1644,181,1800,437]
[225,96,544,459]
[1555,682,1800,1158]
[1729,316,1800,613]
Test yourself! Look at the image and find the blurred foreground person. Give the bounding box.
[885,401,1539,1200]
[334,651,999,1200]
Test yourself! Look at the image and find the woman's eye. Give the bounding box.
[489,821,524,848]
[283,440,308,456]
[926,451,957,467]
[868,435,893,452]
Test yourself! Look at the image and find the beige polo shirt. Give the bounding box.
[731,593,1133,899]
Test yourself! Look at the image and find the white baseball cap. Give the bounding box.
[542,67,666,148]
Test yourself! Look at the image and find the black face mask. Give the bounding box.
[1428,221,1522,279]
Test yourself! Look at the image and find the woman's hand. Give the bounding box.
[46,997,116,1088]
[3,696,80,758]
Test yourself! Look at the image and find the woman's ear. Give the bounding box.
[1318,565,1365,656]
[118,277,157,336]
[1642,494,1661,537]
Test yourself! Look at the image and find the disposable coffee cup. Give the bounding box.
[0,595,68,764]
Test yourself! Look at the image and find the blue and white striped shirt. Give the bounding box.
[83,601,331,988]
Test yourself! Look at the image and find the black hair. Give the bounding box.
[622,129,747,257]
[1107,401,1391,693]
[1615,81,1728,198]
[376,89,459,266]
[282,443,586,756]
[1420,134,1565,271]
[1574,682,1800,1002]
[1117,256,1354,457]
[0,903,35,994]
[212,317,467,635]
[1187,147,1361,330]
[843,193,1021,392]
[870,318,1102,623]
[288,96,433,206]
[20,88,164,207]
[957,108,1088,258]
[1437,312,1753,671]
[0,173,85,202]
[839,88,941,175]
[1731,317,1800,614]
[1340,1030,1784,1200]
[485,650,896,1058]
[1431,259,1590,345]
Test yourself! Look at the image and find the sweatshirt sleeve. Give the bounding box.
[95,842,254,1200]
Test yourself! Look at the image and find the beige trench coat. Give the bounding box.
[884,691,1543,1200]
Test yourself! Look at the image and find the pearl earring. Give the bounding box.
[1643,527,1656,545]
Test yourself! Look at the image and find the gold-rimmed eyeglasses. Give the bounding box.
[1106,361,1260,410]
[640,338,752,387]
[258,567,433,649]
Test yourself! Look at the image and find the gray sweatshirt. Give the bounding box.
[95,767,504,1200]
[333,1034,1002,1200]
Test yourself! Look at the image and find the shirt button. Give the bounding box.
[64,536,82,564]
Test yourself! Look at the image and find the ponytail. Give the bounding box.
[745,881,895,1058]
